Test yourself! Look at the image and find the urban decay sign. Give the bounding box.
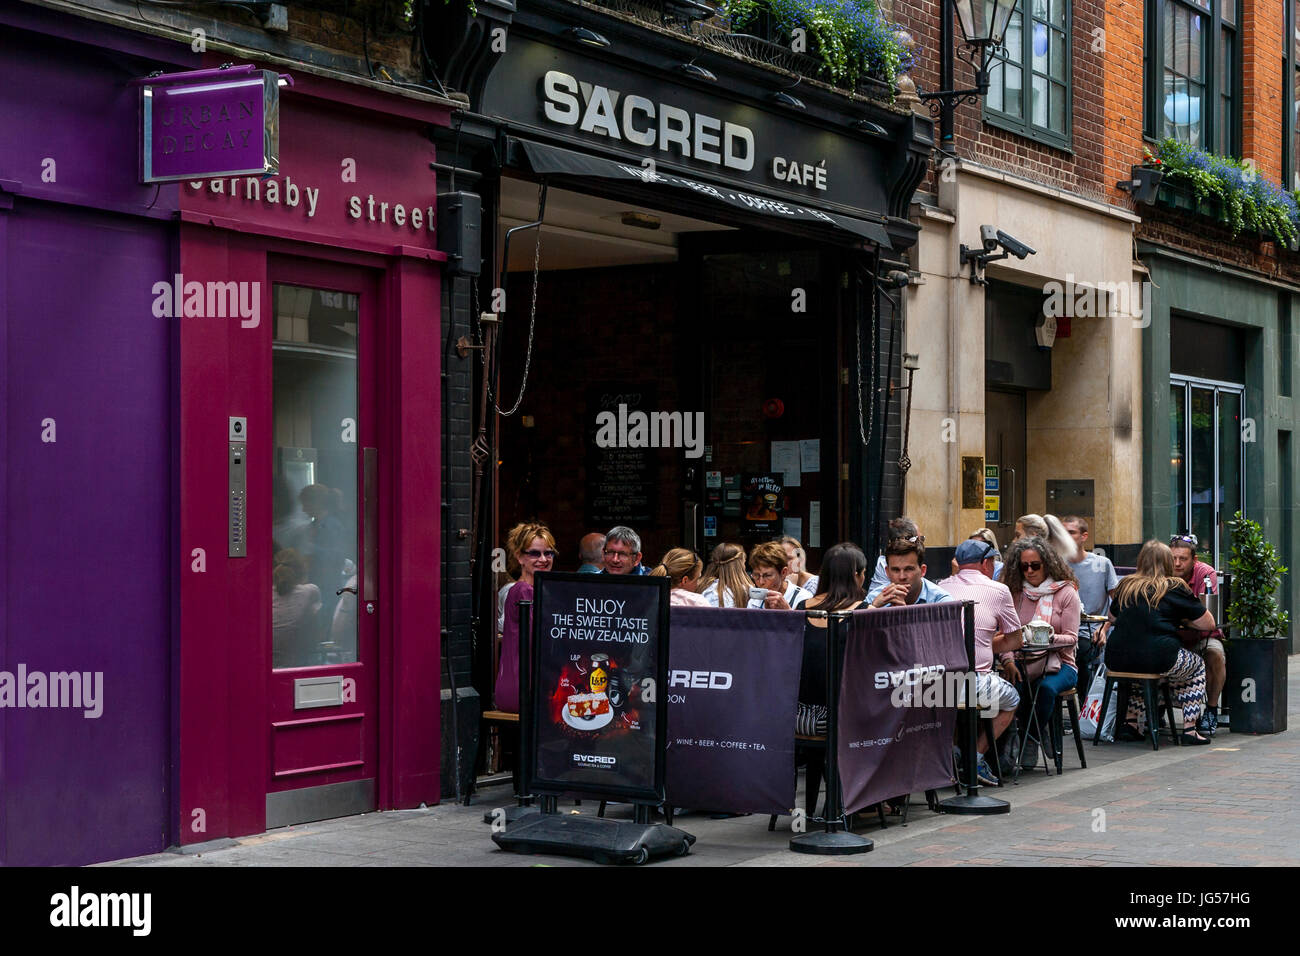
[140,66,283,183]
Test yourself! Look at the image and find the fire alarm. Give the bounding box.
[762,398,785,418]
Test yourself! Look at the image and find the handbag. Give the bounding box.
[1077,656,1116,742]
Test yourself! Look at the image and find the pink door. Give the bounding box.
[266,259,381,827]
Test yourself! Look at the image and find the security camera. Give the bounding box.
[980,224,999,252]
[995,230,1036,259]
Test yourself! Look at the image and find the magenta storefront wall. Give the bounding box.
[175,72,449,843]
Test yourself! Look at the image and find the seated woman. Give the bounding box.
[1000,536,1080,765]
[796,543,868,735]
[1100,540,1215,745]
[495,522,556,713]
[750,540,812,609]
[698,542,752,608]
[649,547,711,606]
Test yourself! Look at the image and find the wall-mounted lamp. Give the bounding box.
[918,0,1018,149]
[769,90,806,110]
[678,61,718,82]
[564,26,611,47]
[853,119,888,137]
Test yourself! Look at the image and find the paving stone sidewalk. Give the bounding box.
[107,661,1300,868]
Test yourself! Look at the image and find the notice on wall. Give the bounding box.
[808,501,822,548]
[586,383,657,527]
[770,441,801,487]
[531,574,669,801]
[800,439,820,473]
[783,517,802,541]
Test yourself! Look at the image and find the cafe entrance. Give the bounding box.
[486,175,870,716]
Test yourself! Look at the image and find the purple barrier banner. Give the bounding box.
[665,607,804,814]
[837,603,967,814]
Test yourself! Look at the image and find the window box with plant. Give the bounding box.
[1224,512,1290,735]
[1148,139,1300,249]
[720,0,913,94]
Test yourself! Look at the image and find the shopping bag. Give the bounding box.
[1077,659,1116,742]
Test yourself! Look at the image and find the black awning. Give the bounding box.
[517,138,892,248]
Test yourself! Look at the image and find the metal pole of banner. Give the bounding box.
[940,601,1010,815]
[487,600,542,826]
[791,610,873,854]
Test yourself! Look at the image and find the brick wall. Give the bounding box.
[1242,0,1285,183]
[1103,0,1146,207]
[896,0,1112,205]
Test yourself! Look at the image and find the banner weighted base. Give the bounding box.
[491,812,695,865]
[937,793,1010,815]
[789,830,873,855]
[482,803,540,826]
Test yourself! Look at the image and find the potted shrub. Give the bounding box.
[1224,512,1290,734]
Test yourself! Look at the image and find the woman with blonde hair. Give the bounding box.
[698,542,751,608]
[951,528,1003,579]
[1103,540,1215,744]
[650,548,711,607]
[495,521,556,712]
[780,536,818,594]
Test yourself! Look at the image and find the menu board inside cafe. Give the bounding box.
[585,382,657,527]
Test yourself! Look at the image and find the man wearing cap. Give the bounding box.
[937,539,1025,787]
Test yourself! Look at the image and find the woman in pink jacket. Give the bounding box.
[1001,535,1081,750]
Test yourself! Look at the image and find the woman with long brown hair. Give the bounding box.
[698,542,751,609]
[649,548,710,607]
[1102,540,1215,744]
[797,543,870,735]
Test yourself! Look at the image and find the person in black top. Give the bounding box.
[797,543,869,735]
[1099,540,1216,744]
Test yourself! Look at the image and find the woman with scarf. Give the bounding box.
[1000,536,1081,765]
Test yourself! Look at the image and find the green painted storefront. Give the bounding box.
[1139,241,1298,652]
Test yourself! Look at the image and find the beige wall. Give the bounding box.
[903,160,1144,548]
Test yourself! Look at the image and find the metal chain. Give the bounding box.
[856,276,878,448]
[487,184,543,417]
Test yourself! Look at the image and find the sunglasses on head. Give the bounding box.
[522,549,556,559]
[1020,561,1043,572]
[1171,533,1199,548]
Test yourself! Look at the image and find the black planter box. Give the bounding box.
[1225,638,1289,735]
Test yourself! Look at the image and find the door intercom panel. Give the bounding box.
[229,416,247,557]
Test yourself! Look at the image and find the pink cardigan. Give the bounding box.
[1015,583,1081,671]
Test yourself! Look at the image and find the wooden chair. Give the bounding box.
[1048,686,1087,772]
[1093,671,1179,750]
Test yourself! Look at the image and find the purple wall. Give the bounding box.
[0,12,191,865]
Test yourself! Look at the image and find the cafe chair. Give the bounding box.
[1048,687,1087,773]
[1092,671,1179,751]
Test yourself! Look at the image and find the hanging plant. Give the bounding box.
[1153,138,1300,248]
[722,0,913,90]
